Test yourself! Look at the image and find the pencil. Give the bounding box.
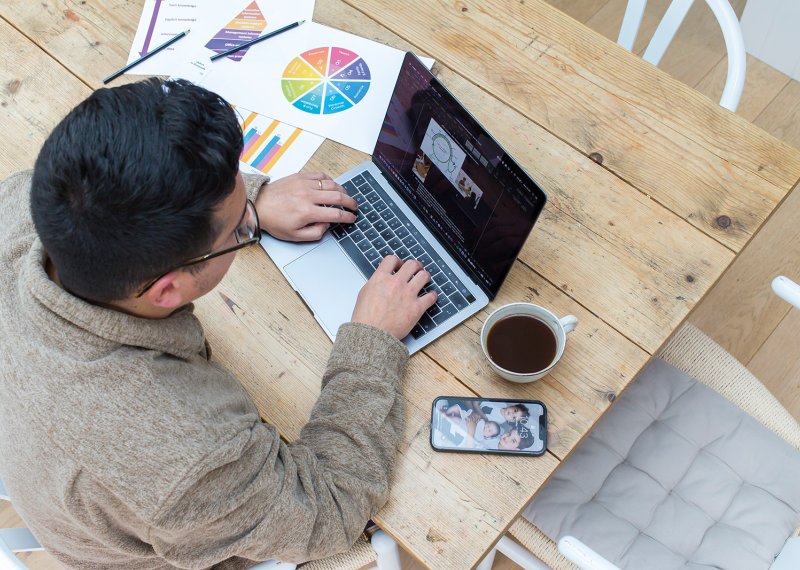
[210,20,306,62]
[102,30,191,85]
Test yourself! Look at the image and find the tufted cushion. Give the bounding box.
[524,358,800,570]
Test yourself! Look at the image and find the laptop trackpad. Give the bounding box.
[284,239,367,338]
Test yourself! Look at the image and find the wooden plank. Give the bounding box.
[1,0,140,90]
[344,0,800,252]
[0,17,91,178]
[690,182,800,363]
[747,308,800,422]
[695,54,791,123]
[194,246,561,569]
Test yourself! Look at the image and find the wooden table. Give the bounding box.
[3,1,800,568]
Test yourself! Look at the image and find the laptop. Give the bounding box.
[261,52,547,354]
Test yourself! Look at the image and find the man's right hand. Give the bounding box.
[351,256,438,340]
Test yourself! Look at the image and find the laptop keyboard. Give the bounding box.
[330,170,476,339]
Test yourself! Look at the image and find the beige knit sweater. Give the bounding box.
[0,170,408,569]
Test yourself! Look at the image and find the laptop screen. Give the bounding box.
[373,53,546,298]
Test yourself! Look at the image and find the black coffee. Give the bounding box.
[486,314,557,374]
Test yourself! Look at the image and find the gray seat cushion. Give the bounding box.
[524,358,800,570]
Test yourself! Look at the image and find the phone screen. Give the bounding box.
[430,397,547,456]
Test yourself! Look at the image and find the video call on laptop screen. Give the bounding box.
[373,53,546,298]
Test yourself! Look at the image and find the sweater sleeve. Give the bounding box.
[147,323,408,567]
[243,172,269,202]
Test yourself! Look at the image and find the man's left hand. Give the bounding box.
[255,172,358,241]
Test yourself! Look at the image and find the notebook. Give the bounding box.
[261,52,547,354]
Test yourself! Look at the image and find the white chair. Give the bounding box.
[1,474,400,570]
[617,0,746,111]
[772,275,800,309]
[477,276,800,570]
[0,478,44,570]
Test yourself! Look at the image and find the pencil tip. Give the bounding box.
[299,20,306,24]
[184,29,191,35]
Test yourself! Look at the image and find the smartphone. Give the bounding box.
[430,396,547,456]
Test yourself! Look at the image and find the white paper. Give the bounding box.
[126,0,314,78]
[197,22,434,154]
[234,105,324,181]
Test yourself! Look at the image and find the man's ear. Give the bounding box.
[144,271,189,310]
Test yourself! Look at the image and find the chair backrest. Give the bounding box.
[617,0,746,111]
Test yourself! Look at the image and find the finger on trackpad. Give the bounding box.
[284,239,366,339]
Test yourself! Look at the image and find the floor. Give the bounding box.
[3,0,800,568]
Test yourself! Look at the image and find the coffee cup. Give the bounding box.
[480,303,577,383]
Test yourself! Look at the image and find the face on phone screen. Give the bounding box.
[430,397,547,456]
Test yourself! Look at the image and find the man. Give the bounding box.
[0,78,436,569]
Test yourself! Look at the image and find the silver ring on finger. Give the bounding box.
[317,179,323,191]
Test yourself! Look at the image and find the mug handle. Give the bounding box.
[560,315,578,334]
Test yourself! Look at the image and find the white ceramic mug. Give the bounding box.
[480,303,578,383]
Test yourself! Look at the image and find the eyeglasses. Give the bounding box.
[136,199,261,297]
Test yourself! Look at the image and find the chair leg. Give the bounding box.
[495,536,550,570]
[475,547,498,570]
[370,530,401,570]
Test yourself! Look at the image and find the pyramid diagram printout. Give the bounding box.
[204,2,266,62]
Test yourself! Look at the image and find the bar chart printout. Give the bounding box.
[236,106,324,180]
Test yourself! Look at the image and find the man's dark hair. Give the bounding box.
[31,78,243,301]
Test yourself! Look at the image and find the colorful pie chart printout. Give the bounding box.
[281,47,371,115]
[197,21,434,153]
